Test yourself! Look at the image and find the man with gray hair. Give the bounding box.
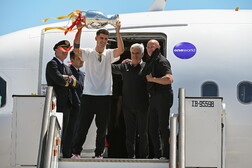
[112,43,149,158]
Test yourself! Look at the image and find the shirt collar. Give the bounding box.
[55,57,64,64]
[130,59,143,66]
[72,65,79,71]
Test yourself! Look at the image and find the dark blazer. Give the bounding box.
[46,57,73,112]
[112,62,149,110]
[70,65,84,109]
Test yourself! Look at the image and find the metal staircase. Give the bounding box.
[37,88,225,168]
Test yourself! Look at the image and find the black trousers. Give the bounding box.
[123,106,149,158]
[72,95,111,156]
[62,104,80,157]
[149,91,173,159]
[60,101,73,158]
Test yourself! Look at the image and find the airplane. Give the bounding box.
[0,0,252,167]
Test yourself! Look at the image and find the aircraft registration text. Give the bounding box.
[191,100,214,107]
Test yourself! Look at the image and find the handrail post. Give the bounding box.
[178,88,186,168]
[170,113,178,168]
[37,86,53,168]
[43,116,57,168]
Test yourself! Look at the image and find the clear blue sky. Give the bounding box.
[1,0,252,36]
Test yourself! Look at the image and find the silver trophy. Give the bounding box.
[84,10,119,29]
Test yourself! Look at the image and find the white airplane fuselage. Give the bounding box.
[0,10,252,168]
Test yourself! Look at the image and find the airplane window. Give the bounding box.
[238,81,252,104]
[201,81,218,97]
[0,77,7,107]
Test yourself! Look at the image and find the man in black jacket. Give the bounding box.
[144,39,173,160]
[45,40,77,158]
[112,43,149,158]
[69,50,84,114]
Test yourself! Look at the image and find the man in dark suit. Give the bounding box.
[45,40,77,158]
[69,50,84,110]
[112,43,149,159]
[63,50,84,156]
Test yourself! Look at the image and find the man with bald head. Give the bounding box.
[144,39,173,160]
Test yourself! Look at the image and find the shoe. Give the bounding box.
[128,155,135,159]
[71,154,81,159]
[159,157,168,160]
[128,157,136,159]
[92,155,103,159]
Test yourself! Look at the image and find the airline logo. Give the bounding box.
[173,42,196,59]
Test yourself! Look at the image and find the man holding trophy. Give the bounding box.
[71,12,124,159]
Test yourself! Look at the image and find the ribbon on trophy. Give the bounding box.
[42,10,119,38]
[42,10,85,36]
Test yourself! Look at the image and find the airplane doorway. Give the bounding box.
[106,33,167,158]
[108,32,167,61]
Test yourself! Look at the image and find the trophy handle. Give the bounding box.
[107,14,119,27]
[85,10,119,29]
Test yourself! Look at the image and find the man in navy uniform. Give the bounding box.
[46,40,78,158]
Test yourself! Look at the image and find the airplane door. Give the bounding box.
[38,30,96,95]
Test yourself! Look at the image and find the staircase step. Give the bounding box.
[59,158,169,168]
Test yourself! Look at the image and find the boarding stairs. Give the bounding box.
[39,87,169,168]
[11,87,226,168]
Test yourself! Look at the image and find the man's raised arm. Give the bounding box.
[113,21,124,58]
[73,22,85,55]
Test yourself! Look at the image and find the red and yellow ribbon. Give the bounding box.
[42,10,84,34]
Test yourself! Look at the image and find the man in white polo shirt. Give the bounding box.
[71,21,124,159]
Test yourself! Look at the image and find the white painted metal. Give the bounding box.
[170,114,178,168]
[178,88,185,168]
[59,159,169,168]
[185,97,223,167]
[11,96,45,167]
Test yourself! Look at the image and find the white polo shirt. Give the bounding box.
[80,48,119,95]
